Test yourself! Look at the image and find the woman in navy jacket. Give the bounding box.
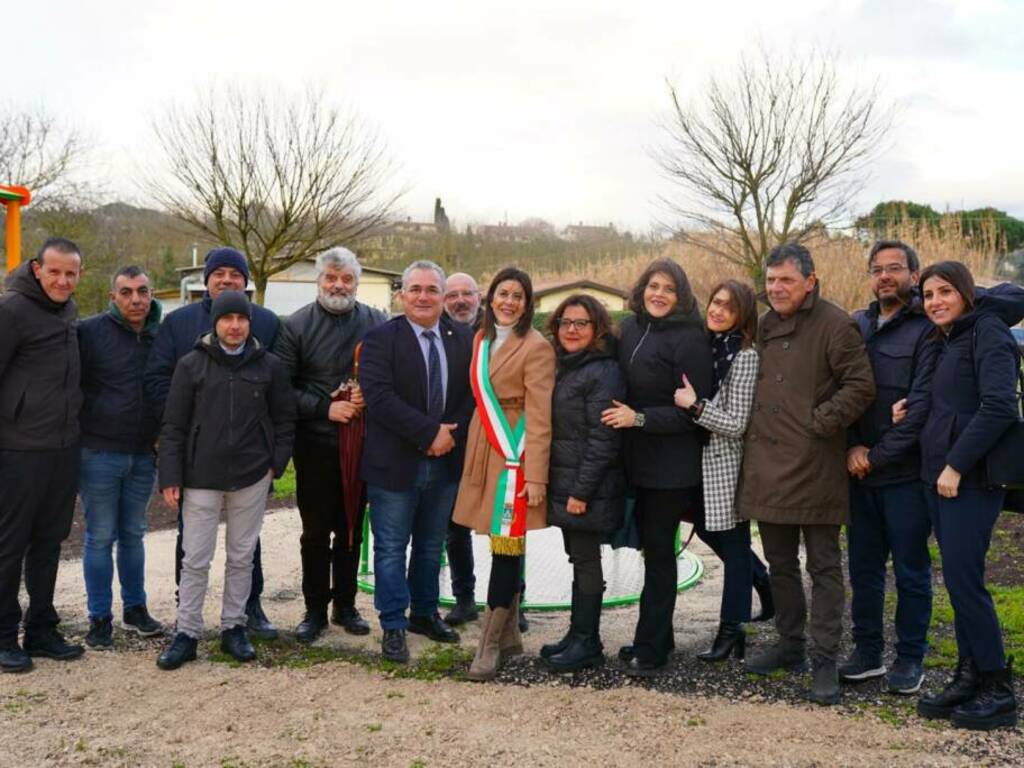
[910,261,1021,731]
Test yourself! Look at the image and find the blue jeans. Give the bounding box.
[848,480,933,662]
[926,485,1006,672]
[368,458,458,630]
[694,517,767,623]
[78,448,155,619]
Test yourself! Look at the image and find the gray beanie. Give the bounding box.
[210,290,252,327]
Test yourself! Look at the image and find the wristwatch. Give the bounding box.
[633,411,646,429]
[688,399,707,419]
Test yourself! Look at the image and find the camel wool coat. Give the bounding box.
[452,328,556,534]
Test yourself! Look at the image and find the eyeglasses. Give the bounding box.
[868,264,909,277]
[558,319,592,330]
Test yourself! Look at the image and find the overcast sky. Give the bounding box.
[7,0,1023,232]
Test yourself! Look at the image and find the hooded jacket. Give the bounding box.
[616,303,713,490]
[145,293,280,418]
[917,282,1024,487]
[157,333,296,492]
[849,297,935,487]
[547,339,627,532]
[78,300,163,453]
[0,261,82,450]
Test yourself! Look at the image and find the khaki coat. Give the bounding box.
[737,286,875,525]
[452,328,555,533]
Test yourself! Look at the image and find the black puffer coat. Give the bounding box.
[617,309,713,490]
[547,343,627,532]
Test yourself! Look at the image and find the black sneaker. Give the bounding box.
[85,617,114,651]
[221,625,257,662]
[808,655,840,705]
[0,643,32,673]
[444,596,480,626]
[123,605,164,638]
[382,628,409,664]
[886,657,924,694]
[23,629,84,661]
[838,647,886,682]
[157,633,198,670]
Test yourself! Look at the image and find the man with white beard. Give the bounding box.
[273,248,386,642]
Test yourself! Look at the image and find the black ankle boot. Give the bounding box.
[918,656,979,719]
[752,575,774,623]
[951,659,1018,731]
[546,591,604,673]
[697,622,746,662]
[540,582,577,660]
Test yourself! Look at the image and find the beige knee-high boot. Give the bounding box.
[467,605,510,682]
[500,592,523,657]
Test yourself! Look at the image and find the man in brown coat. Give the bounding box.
[739,242,875,705]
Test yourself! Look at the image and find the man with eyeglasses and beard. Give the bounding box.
[841,240,935,696]
[273,247,386,642]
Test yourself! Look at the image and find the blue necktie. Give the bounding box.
[423,329,444,420]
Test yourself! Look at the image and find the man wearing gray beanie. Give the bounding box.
[145,248,282,638]
[156,290,295,669]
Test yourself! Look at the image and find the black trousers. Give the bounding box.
[561,529,604,595]
[487,554,522,609]
[0,447,79,644]
[446,520,476,601]
[632,485,701,664]
[693,512,768,624]
[293,436,365,613]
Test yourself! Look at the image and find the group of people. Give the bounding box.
[0,235,1019,732]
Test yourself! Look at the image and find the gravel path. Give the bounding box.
[2,507,1020,767]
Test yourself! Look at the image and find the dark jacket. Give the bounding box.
[78,301,163,454]
[849,298,934,487]
[918,283,1024,488]
[617,308,713,490]
[0,261,82,450]
[157,334,296,492]
[547,342,627,532]
[737,285,875,524]
[273,300,386,445]
[145,293,280,418]
[360,315,475,491]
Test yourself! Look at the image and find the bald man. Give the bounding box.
[443,273,482,327]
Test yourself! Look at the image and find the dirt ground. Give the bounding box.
[3,507,1022,767]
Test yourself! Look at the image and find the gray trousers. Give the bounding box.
[176,473,272,638]
[758,522,844,660]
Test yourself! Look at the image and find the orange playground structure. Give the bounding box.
[1,184,31,272]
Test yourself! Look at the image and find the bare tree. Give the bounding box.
[0,105,85,205]
[145,85,402,303]
[655,50,891,286]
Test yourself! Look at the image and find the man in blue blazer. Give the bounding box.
[360,260,474,663]
[144,247,281,639]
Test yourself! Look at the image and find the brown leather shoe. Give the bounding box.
[467,606,510,682]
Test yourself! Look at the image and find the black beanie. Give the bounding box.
[210,290,252,328]
[203,247,250,284]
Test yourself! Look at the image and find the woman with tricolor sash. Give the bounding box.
[601,258,713,677]
[452,266,556,682]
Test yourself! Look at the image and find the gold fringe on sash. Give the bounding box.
[489,534,525,556]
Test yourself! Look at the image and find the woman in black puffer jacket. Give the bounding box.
[541,295,626,672]
[601,258,713,676]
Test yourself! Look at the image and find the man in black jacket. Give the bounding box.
[155,291,295,670]
[0,238,86,672]
[273,248,385,642]
[77,265,166,651]
[842,241,935,694]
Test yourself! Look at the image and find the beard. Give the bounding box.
[318,290,356,314]
[876,282,915,309]
[447,303,478,324]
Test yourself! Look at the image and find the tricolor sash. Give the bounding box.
[470,335,527,555]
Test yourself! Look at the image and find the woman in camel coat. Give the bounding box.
[452,266,555,681]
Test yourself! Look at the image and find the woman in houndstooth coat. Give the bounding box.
[674,280,773,662]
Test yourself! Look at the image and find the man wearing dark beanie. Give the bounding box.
[156,290,295,669]
[145,247,282,638]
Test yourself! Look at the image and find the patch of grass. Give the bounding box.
[386,691,405,699]
[366,723,383,733]
[410,761,427,768]
[685,716,706,727]
[273,461,296,499]
[923,586,1024,669]
[928,542,941,565]
[2,689,47,713]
